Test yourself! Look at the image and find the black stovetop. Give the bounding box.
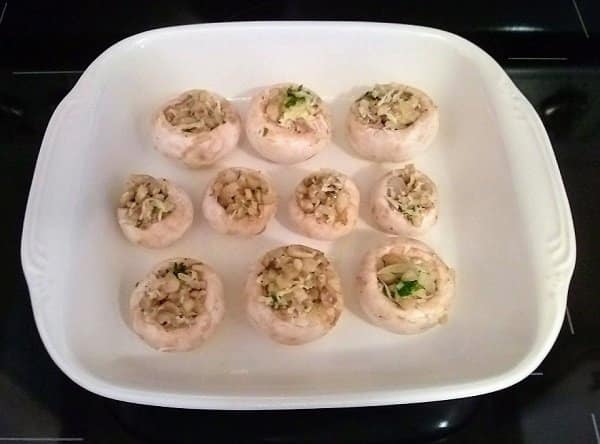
[1,2,599,443]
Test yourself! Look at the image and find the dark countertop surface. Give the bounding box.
[1,2,599,443]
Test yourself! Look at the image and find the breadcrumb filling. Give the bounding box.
[164,90,226,133]
[376,253,438,305]
[385,165,435,227]
[212,168,276,220]
[354,84,424,130]
[139,261,207,331]
[257,245,339,320]
[119,175,175,229]
[295,171,350,224]
[264,85,323,134]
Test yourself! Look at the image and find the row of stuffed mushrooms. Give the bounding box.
[152,83,439,166]
[117,164,438,248]
[124,81,450,352]
[131,239,454,351]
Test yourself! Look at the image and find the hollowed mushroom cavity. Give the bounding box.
[139,262,208,331]
[117,174,193,248]
[347,83,439,162]
[163,90,226,133]
[289,170,360,240]
[202,167,278,235]
[153,89,241,167]
[119,175,175,229]
[245,83,332,164]
[246,245,343,344]
[353,84,424,130]
[371,164,438,236]
[130,258,225,351]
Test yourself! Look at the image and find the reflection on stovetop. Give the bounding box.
[1,1,600,443]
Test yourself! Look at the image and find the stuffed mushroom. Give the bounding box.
[117,174,193,248]
[202,167,278,236]
[153,89,241,167]
[347,83,439,161]
[245,83,332,164]
[357,238,454,334]
[371,164,438,236]
[130,258,225,351]
[288,169,360,240]
[245,245,343,345]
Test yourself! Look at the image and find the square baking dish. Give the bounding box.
[21,22,575,409]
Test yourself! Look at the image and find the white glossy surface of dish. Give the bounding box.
[21,22,575,409]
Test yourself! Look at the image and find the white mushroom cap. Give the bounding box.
[130,258,225,351]
[371,165,438,236]
[152,89,241,168]
[201,167,278,236]
[245,83,332,164]
[288,169,360,240]
[117,175,193,249]
[357,238,454,334]
[347,83,439,162]
[245,245,344,345]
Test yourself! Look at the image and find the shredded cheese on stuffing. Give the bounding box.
[264,85,322,133]
[376,253,437,304]
[257,245,339,320]
[163,90,226,133]
[354,84,424,130]
[295,171,350,224]
[385,165,435,227]
[139,261,207,331]
[119,175,175,229]
[212,168,276,220]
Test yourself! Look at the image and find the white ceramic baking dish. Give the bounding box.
[21,22,575,409]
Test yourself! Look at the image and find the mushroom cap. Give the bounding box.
[245,245,344,345]
[357,238,454,334]
[117,176,193,249]
[201,167,278,236]
[130,258,225,351]
[370,167,438,236]
[152,89,241,168]
[288,169,360,240]
[347,84,439,162]
[245,83,332,164]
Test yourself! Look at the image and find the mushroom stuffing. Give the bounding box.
[202,167,278,236]
[347,83,439,161]
[130,258,225,351]
[245,83,332,164]
[245,245,344,345]
[153,89,241,167]
[117,174,193,248]
[289,169,360,240]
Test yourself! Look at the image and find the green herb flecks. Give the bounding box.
[172,262,188,275]
[379,278,425,302]
[284,85,307,109]
[269,291,290,310]
[395,280,424,297]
